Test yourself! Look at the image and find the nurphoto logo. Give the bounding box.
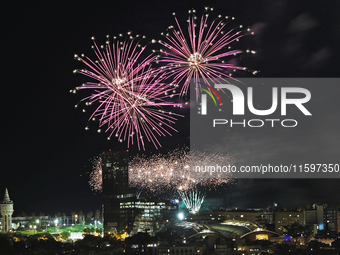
[199,84,312,128]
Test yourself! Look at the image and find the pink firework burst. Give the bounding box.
[73,34,182,150]
[158,7,254,99]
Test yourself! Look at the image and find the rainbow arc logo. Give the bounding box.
[197,82,223,115]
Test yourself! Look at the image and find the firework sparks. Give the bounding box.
[178,189,205,214]
[73,34,182,150]
[158,7,254,99]
[129,148,234,197]
[89,157,102,192]
[89,148,233,212]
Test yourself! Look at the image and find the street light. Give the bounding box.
[54,219,59,234]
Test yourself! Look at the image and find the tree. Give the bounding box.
[96,228,103,236]
[83,227,90,236]
[60,231,70,241]
[78,211,84,223]
[0,233,14,254]
[94,209,101,220]
[86,211,93,221]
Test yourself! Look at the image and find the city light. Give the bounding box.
[178,213,184,221]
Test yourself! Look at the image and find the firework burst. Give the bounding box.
[129,148,234,213]
[88,148,233,212]
[157,7,255,99]
[178,189,205,214]
[73,34,182,150]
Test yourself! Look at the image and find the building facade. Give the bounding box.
[274,211,304,233]
[0,188,14,233]
[121,197,176,235]
[305,204,339,236]
[190,210,268,226]
[101,149,138,234]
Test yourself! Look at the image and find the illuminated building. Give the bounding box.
[157,244,204,255]
[125,232,158,255]
[274,211,304,234]
[305,204,338,236]
[316,204,324,230]
[325,207,338,232]
[121,197,175,235]
[189,210,268,225]
[237,245,261,255]
[101,149,137,233]
[241,230,278,242]
[0,188,14,233]
[305,209,317,226]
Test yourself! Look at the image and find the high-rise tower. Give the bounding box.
[0,188,14,233]
[101,149,137,234]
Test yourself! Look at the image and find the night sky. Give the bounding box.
[1,0,340,216]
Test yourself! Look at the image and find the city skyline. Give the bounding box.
[1,0,340,216]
